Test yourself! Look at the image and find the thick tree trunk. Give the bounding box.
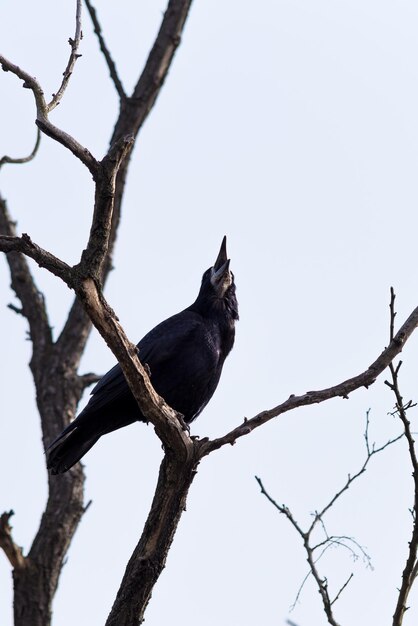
[11,349,87,626]
[13,470,85,626]
[106,449,199,626]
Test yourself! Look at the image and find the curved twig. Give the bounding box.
[0,128,41,169]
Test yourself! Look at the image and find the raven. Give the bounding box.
[47,237,238,474]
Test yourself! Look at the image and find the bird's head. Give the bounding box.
[193,236,239,321]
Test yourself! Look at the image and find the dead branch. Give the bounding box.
[387,290,418,626]
[199,305,418,456]
[0,230,73,284]
[48,0,83,112]
[255,410,403,626]
[255,476,342,626]
[0,196,52,358]
[0,511,26,570]
[76,133,134,280]
[0,47,98,177]
[0,128,41,169]
[0,2,90,171]
[311,411,404,527]
[84,0,126,100]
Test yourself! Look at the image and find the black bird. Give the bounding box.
[47,237,238,474]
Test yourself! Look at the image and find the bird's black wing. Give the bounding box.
[84,310,203,414]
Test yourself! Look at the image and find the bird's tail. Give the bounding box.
[46,425,100,475]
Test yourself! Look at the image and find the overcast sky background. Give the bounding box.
[2,1,418,625]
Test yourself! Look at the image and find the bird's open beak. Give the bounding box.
[213,236,228,272]
[211,236,232,294]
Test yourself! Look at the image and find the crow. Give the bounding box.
[47,237,238,474]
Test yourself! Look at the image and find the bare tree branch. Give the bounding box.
[310,411,404,530]
[54,298,93,369]
[331,574,354,607]
[0,128,41,169]
[0,54,98,176]
[200,306,418,456]
[47,0,83,112]
[255,410,403,625]
[84,0,126,100]
[76,134,134,280]
[0,195,52,356]
[386,290,418,626]
[0,230,73,285]
[255,476,342,626]
[35,118,98,176]
[0,511,26,570]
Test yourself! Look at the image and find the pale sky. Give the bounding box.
[2,1,418,625]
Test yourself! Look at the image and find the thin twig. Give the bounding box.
[255,476,340,625]
[390,286,397,344]
[313,535,372,568]
[302,533,341,626]
[84,0,126,100]
[289,567,313,611]
[331,574,354,606]
[0,128,41,169]
[310,429,404,532]
[48,0,83,111]
[256,410,403,625]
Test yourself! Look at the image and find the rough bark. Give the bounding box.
[106,451,199,625]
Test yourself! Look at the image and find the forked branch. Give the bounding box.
[0,0,98,177]
[0,128,41,169]
[256,411,402,626]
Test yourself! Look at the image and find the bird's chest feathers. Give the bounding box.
[202,319,232,364]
